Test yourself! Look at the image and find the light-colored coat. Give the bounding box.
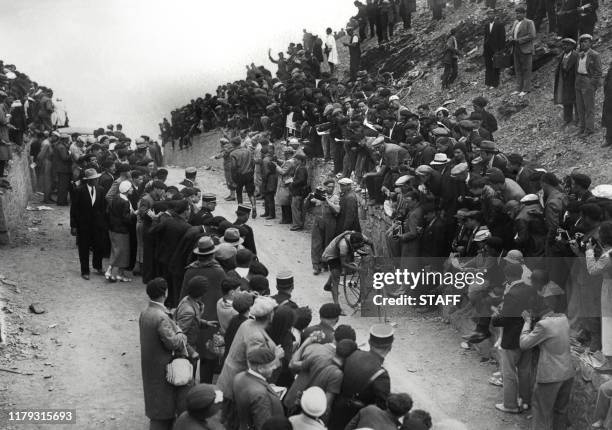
[139,301,189,420]
[510,18,537,55]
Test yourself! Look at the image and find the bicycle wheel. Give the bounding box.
[343,272,362,308]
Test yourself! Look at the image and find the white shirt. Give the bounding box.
[489,22,494,33]
[513,20,521,41]
[578,52,588,74]
[87,185,96,206]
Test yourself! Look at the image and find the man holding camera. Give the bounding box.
[306,179,340,275]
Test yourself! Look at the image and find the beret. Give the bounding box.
[186,384,218,413]
[232,291,254,313]
[247,346,276,365]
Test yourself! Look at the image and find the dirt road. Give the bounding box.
[0,167,528,430]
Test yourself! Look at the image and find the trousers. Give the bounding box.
[291,195,305,228]
[77,228,105,275]
[531,378,573,430]
[513,50,533,92]
[499,347,534,409]
[575,75,597,133]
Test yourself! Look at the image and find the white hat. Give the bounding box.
[300,387,327,418]
[520,194,540,203]
[389,95,400,102]
[119,180,132,194]
[430,153,450,165]
[473,228,491,242]
[338,178,353,185]
[415,165,435,176]
[395,175,412,186]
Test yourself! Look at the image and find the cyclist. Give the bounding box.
[321,231,372,311]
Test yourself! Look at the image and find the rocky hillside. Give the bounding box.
[336,1,612,183]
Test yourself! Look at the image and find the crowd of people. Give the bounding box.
[4,1,612,429]
[138,2,612,429]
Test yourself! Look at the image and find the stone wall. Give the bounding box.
[0,142,33,245]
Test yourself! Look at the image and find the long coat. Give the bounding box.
[603,61,612,129]
[554,51,578,105]
[139,302,189,420]
[0,103,12,160]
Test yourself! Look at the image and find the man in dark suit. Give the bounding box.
[149,199,192,308]
[554,38,579,125]
[483,9,506,88]
[233,347,285,430]
[492,263,537,414]
[233,204,257,255]
[70,168,108,280]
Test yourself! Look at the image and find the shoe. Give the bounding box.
[462,331,491,344]
[323,283,331,292]
[488,376,503,386]
[116,276,132,282]
[495,404,520,414]
[592,420,605,428]
[251,208,257,219]
[224,195,236,201]
[290,226,304,231]
[313,267,321,275]
[81,274,90,280]
[265,215,276,220]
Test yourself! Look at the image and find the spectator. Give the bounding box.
[509,6,536,97]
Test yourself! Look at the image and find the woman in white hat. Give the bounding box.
[106,180,135,282]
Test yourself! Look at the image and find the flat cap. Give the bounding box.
[473,227,491,242]
[247,346,276,365]
[395,175,413,186]
[520,194,540,203]
[202,193,216,202]
[338,178,353,185]
[250,296,277,317]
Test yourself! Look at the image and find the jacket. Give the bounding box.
[108,196,133,234]
[520,313,575,383]
[510,18,536,55]
[335,190,361,235]
[70,184,107,231]
[139,301,188,420]
[216,319,277,399]
[150,213,191,264]
[233,371,284,430]
[576,49,603,88]
[513,203,547,257]
[554,51,578,105]
[492,281,537,350]
[483,20,506,55]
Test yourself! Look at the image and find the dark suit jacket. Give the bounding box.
[483,20,506,55]
[150,213,191,264]
[70,184,107,231]
[233,371,284,430]
[336,191,361,235]
[492,281,537,350]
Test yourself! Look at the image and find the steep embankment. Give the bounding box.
[337,2,612,183]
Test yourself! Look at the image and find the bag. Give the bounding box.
[493,49,513,69]
[166,340,193,387]
[346,368,387,410]
[205,331,226,358]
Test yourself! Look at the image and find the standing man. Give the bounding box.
[510,6,537,97]
[520,286,574,430]
[70,168,108,280]
[344,27,361,82]
[399,0,417,30]
[307,180,340,275]
[325,28,339,75]
[335,178,361,235]
[575,33,602,137]
[52,134,72,206]
[140,278,190,430]
[602,56,612,148]
[483,8,506,89]
[554,38,579,126]
[229,136,257,218]
[290,150,309,231]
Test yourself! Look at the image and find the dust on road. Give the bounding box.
[0,167,528,430]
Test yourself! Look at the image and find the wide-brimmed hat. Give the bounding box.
[430,153,450,165]
[83,168,101,180]
[503,249,524,265]
[193,236,218,255]
[220,228,244,246]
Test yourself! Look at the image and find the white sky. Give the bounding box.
[1,0,356,138]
